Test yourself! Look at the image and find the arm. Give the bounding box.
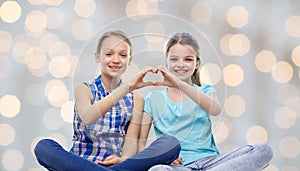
[121,91,144,158]
[138,112,152,152]
[75,67,157,125]
[75,83,132,125]
[156,68,221,116]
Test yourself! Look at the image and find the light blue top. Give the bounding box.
[144,84,219,165]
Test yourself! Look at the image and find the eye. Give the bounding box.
[105,52,112,56]
[120,53,128,57]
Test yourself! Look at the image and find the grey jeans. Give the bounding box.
[148,142,273,171]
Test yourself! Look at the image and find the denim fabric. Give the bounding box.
[34,135,180,171]
[149,142,273,171]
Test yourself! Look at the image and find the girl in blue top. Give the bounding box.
[34,30,180,171]
[140,32,273,171]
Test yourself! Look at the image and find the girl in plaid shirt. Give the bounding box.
[34,30,180,171]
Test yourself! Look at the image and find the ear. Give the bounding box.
[128,55,132,66]
[195,58,200,69]
[94,52,100,63]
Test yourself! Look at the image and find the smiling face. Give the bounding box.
[167,43,199,84]
[95,35,131,79]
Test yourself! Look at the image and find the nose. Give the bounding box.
[111,54,121,63]
[177,60,185,67]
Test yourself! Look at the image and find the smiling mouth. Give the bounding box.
[109,66,121,71]
[174,70,188,73]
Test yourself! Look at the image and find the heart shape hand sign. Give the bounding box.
[129,66,181,91]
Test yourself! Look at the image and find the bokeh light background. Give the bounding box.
[0,0,300,170]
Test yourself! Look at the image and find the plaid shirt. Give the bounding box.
[71,75,133,162]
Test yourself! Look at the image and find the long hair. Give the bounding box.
[165,32,201,86]
[96,30,132,55]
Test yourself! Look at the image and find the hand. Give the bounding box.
[96,155,126,167]
[171,157,183,165]
[129,67,158,91]
[153,67,181,88]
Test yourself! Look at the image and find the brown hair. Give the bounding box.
[96,30,132,55]
[165,32,201,86]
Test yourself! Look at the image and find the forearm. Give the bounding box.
[179,81,221,115]
[121,138,138,159]
[81,84,131,124]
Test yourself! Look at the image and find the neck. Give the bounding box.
[101,74,121,92]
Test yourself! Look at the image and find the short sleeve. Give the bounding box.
[143,92,153,118]
[199,84,217,95]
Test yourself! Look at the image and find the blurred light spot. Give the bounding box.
[44,7,64,29]
[285,15,300,37]
[224,95,245,118]
[24,84,45,106]
[272,61,293,83]
[226,6,249,28]
[246,125,268,144]
[191,2,213,24]
[2,149,24,170]
[223,64,244,86]
[48,133,68,149]
[277,83,298,104]
[49,56,71,78]
[144,21,166,43]
[43,108,64,130]
[0,94,21,118]
[0,31,13,53]
[220,34,234,56]
[28,65,49,77]
[30,136,44,155]
[213,121,229,143]
[255,50,277,73]
[292,45,300,67]
[0,123,15,146]
[61,101,75,123]
[125,0,158,19]
[274,106,297,129]
[67,55,79,77]
[229,34,250,56]
[0,1,21,23]
[262,164,278,171]
[285,96,300,117]
[45,79,70,107]
[39,32,60,52]
[13,41,31,64]
[74,0,96,18]
[282,166,299,171]
[44,0,64,6]
[48,41,71,59]
[0,55,12,80]
[71,19,93,41]
[25,10,47,34]
[279,136,300,158]
[25,47,48,71]
[28,0,43,5]
[200,63,222,85]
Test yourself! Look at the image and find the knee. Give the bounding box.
[148,164,173,171]
[34,139,54,158]
[158,135,181,151]
[253,142,273,162]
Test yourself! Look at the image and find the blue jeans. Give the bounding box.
[149,142,273,171]
[34,135,180,171]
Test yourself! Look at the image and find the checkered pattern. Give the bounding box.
[71,75,133,162]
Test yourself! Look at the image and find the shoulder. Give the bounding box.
[195,84,217,94]
[75,83,93,99]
